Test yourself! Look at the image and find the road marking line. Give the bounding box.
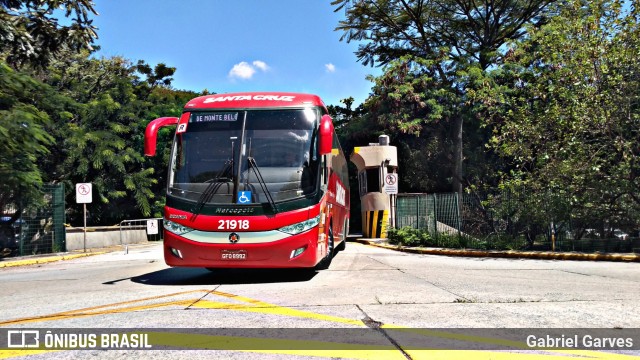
[0,290,637,360]
[0,350,58,359]
[403,350,640,359]
[191,290,363,326]
[147,332,404,360]
[0,290,210,326]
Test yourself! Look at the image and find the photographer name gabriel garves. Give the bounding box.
[526,333,634,349]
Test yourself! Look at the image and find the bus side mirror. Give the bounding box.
[319,115,334,155]
[144,117,179,156]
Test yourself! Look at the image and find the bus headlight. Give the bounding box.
[164,220,194,235]
[278,215,320,235]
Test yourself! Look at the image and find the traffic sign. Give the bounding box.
[76,183,92,203]
[383,173,398,194]
[147,219,159,235]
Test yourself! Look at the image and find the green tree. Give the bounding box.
[0,0,96,224]
[328,96,364,130]
[333,0,554,195]
[134,60,176,89]
[0,0,97,69]
[0,1,203,226]
[480,0,640,231]
[0,62,54,215]
[362,58,461,192]
[138,86,200,218]
[39,53,174,224]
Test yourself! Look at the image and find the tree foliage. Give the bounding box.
[361,58,460,192]
[333,0,555,195]
[0,62,54,214]
[0,2,201,225]
[35,53,199,224]
[0,0,97,69]
[3,0,639,238]
[333,0,553,69]
[48,55,158,223]
[479,0,640,230]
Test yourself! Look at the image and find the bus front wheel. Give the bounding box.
[316,227,334,270]
[336,219,348,251]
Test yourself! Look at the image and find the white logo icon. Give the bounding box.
[8,330,40,348]
[238,191,252,204]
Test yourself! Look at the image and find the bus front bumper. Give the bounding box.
[163,228,324,269]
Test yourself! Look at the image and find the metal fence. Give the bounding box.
[1,184,167,258]
[0,184,66,257]
[396,192,640,253]
[118,218,164,245]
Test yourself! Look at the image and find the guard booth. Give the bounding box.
[350,135,398,238]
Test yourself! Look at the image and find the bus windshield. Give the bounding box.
[168,108,320,205]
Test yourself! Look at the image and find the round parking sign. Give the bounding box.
[383,174,398,194]
[76,183,92,203]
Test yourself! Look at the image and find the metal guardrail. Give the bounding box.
[118,218,164,245]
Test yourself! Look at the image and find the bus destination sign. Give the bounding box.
[193,112,239,122]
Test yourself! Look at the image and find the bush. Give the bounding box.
[387,227,431,247]
[436,233,463,248]
[388,227,530,250]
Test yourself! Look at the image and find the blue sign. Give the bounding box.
[237,191,252,204]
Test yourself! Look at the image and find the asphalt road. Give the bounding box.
[0,241,639,359]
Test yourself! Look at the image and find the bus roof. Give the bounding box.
[184,92,327,110]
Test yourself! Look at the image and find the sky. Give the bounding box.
[91,0,382,107]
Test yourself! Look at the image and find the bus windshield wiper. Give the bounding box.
[191,159,233,221]
[204,160,233,183]
[247,156,278,213]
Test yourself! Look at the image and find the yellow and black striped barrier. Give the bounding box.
[362,210,388,238]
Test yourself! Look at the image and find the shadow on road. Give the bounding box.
[129,267,318,286]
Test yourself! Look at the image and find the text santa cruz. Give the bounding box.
[203,95,296,103]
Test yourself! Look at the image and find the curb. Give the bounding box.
[0,251,106,268]
[352,239,640,262]
[0,243,160,268]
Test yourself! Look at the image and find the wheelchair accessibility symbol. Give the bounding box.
[237,191,252,204]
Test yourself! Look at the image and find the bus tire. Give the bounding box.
[336,219,348,251]
[316,227,334,270]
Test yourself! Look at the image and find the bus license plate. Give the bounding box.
[221,250,247,260]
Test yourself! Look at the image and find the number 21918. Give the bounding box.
[218,220,249,230]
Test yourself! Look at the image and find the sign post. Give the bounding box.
[76,183,92,252]
[383,174,399,229]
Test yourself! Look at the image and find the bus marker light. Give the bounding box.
[290,245,307,259]
[170,247,183,259]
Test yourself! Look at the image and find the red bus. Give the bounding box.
[144,92,350,270]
